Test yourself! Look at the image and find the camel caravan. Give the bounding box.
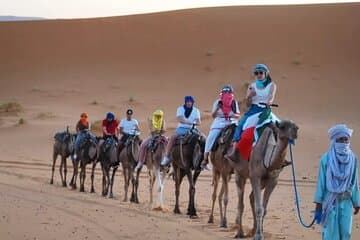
[51,64,301,239]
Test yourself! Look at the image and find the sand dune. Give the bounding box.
[0,3,359,240]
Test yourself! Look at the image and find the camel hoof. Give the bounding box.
[71,184,77,190]
[174,208,181,214]
[50,179,54,185]
[208,216,214,224]
[79,187,85,192]
[253,234,264,240]
[62,182,67,187]
[234,232,247,239]
[123,198,127,202]
[90,188,95,193]
[135,199,139,204]
[108,193,114,199]
[189,214,198,219]
[220,222,227,228]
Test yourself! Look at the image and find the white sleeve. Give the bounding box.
[118,119,124,129]
[234,100,240,114]
[212,99,219,113]
[176,107,183,117]
[195,108,201,120]
[134,119,139,126]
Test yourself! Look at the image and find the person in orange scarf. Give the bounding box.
[73,112,96,160]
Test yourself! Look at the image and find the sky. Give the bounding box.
[0,0,358,19]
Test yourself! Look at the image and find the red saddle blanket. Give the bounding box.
[236,126,255,161]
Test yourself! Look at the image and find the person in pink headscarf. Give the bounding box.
[200,85,240,170]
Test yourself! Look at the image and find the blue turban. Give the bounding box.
[328,124,353,141]
[184,96,195,104]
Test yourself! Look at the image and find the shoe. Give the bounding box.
[135,162,143,170]
[72,153,77,161]
[161,156,170,166]
[201,163,211,171]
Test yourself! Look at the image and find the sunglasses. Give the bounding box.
[254,71,264,75]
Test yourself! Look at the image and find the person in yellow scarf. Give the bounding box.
[136,110,166,169]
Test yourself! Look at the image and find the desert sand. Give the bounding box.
[0,3,360,239]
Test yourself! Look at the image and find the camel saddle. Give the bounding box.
[147,135,167,152]
[174,130,202,146]
[211,123,237,152]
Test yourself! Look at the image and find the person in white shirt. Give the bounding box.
[201,85,240,170]
[118,109,140,152]
[161,96,201,165]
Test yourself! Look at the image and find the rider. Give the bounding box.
[73,112,96,160]
[161,96,201,166]
[118,109,140,153]
[226,63,276,161]
[201,85,240,170]
[136,110,166,170]
[102,112,119,140]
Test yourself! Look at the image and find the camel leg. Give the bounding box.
[262,177,278,218]
[208,171,220,224]
[134,167,141,203]
[63,157,68,187]
[109,166,117,198]
[101,164,106,196]
[218,176,225,226]
[71,160,79,189]
[155,167,164,208]
[250,177,264,240]
[186,170,197,217]
[50,150,57,185]
[148,170,153,204]
[234,173,247,238]
[104,166,110,197]
[248,191,257,238]
[90,161,97,193]
[220,174,230,228]
[174,167,185,214]
[123,167,130,202]
[59,156,64,186]
[79,162,86,192]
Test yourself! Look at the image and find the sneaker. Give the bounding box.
[135,161,143,170]
[201,163,211,171]
[161,156,170,166]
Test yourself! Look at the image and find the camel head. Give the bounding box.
[275,120,299,141]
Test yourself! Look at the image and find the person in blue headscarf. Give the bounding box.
[313,124,360,240]
[161,96,201,166]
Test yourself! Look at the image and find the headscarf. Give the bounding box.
[152,110,164,131]
[184,96,195,118]
[321,124,356,226]
[220,85,234,119]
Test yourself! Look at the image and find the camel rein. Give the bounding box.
[289,139,316,228]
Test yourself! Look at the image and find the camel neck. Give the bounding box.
[269,137,289,170]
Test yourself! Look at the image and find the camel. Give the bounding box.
[119,133,141,203]
[69,130,98,193]
[169,130,206,217]
[228,120,298,239]
[143,135,168,208]
[50,127,74,187]
[208,123,237,228]
[98,137,119,198]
